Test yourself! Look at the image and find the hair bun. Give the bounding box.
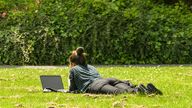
[76,47,84,55]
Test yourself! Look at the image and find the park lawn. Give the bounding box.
[0,66,192,108]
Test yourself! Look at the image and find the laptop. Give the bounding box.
[40,75,67,93]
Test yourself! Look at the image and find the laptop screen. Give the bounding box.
[40,75,64,91]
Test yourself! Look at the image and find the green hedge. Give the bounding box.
[1,0,192,65]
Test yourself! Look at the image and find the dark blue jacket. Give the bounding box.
[69,65,101,92]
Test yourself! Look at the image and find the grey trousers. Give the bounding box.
[86,78,136,94]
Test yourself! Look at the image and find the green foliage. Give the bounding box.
[0,0,192,65]
[153,0,192,5]
[0,0,37,11]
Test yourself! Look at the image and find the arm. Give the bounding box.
[68,69,77,92]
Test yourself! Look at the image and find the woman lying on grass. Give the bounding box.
[68,47,162,95]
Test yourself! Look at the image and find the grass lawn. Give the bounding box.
[0,66,192,108]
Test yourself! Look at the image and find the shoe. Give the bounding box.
[136,84,150,94]
[147,83,163,95]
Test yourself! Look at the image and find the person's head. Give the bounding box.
[68,47,87,67]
